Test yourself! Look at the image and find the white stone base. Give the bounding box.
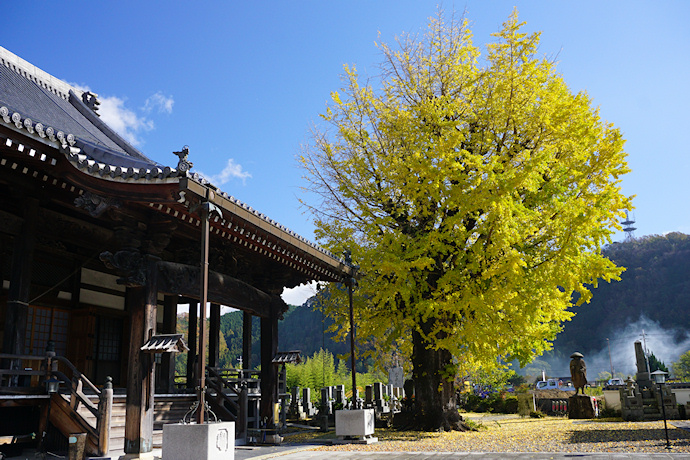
[332,435,378,444]
[162,422,235,460]
[335,409,375,440]
[118,453,156,460]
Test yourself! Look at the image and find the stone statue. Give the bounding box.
[569,352,587,395]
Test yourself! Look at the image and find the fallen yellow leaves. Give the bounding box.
[288,416,690,453]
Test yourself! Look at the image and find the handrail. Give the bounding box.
[53,356,101,395]
[53,371,98,418]
[207,367,239,412]
[0,350,112,456]
[0,353,46,361]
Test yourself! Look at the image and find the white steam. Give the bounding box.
[527,315,690,380]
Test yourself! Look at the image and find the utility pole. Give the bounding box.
[607,338,614,378]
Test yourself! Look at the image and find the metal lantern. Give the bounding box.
[651,370,668,385]
[45,377,60,394]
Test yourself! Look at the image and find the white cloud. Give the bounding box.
[143,92,174,114]
[69,83,171,146]
[281,281,323,306]
[202,158,252,186]
[99,95,154,146]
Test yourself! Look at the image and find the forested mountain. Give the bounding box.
[176,233,690,376]
[175,297,353,371]
[552,232,690,357]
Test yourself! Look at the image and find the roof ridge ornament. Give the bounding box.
[81,91,100,116]
[173,145,193,173]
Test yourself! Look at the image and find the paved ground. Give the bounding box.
[4,417,688,459]
[4,445,688,459]
[248,452,690,459]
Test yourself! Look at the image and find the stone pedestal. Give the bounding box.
[335,409,377,443]
[162,422,234,460]
[568,395,596,419]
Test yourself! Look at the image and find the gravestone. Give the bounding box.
[373,382,389,413]
[334,385,346,409]
[388,366,404,388]
[303,387,315,417]
[287,386,303,419]
[320,387,333,415]
[365,385,373,408]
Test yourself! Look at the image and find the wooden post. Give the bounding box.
[186,301,198,389]
[259,310,278,428]
[238,382,248,441]
[209,303,220,368]
[2,197,37,372]
[242,311,252,371]
[97,376,114,456]
[123,256,158,456]
[159,295,178,393]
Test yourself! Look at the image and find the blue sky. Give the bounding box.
[4,1,689,304]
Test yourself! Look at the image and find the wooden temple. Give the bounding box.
[0,46,352,457]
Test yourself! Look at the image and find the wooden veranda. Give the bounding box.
[0,45,353,458]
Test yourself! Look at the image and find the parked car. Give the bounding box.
[535,378,576,391]
[607,378,624,386]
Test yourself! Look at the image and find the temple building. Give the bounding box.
[0,46,352,457]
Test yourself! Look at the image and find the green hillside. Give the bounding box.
[175,297,353,372]
[176,233,690,377]
[553,232,690,356]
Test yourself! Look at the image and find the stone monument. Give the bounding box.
[619,341,679,421]
[569,352,587,394]
[568,352,596,419]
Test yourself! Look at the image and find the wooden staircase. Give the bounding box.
[74,394,196,456]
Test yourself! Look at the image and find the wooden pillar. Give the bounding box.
[158,295,178,393]
[2,197,37,363]
[259,309,278,428]
[123,256,157,456]
[186,301,198,389]
[242,311,252,370]
[209,303,220,368]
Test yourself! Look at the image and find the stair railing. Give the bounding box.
[206,367,259,439]
[0,350,113,456]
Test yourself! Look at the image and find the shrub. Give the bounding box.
[530,410,545,418]
[504,396,519,414]
[489,395,505,413]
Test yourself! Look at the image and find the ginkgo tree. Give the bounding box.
[300,10,631,430]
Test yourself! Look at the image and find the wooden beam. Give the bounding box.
[158,295,178,394]
[209,303,220,368]
[156,261,285,318]
[2,197,37,363]
[123,257,157,455]
[186,301,198,390]
[242,312,252,371]
[259,310,279,428]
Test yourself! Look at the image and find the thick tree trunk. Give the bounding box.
[404,319,465,431]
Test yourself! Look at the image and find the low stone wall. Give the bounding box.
[602,390,621,411]
[671,387,690,405]
[604,386,690,411]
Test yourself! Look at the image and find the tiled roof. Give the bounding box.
[140,334,189,353]
[272,351,302,364]
[0,46,353,273]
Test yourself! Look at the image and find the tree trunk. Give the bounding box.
[407,319,464,431]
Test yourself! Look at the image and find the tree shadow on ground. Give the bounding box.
[567,427,690,448]
[374,428,439,441]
